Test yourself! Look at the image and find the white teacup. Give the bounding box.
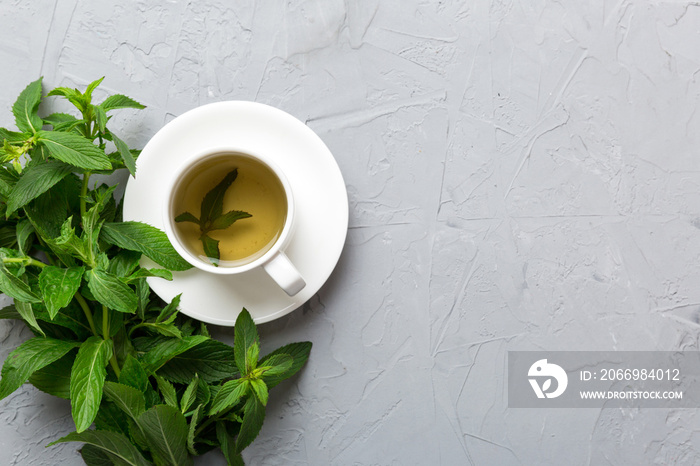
[162,146,306,296]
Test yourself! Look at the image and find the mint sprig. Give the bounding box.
[175,168,252,265]
[0,78,311,465]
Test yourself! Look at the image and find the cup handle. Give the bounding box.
[262,252,306,296]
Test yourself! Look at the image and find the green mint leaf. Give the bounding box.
[84,77,105,104]
[0,337,79,399]
[118,355,149,392]
[86,184,117,224]
[186,404,203,455]
[208,210,252,231]
[85,225,105,268]
[134,277,150,320]
[0,266,42,303]
[42,112,78,129]
[199,233,219,265]
[5,161,74,215]
[100,221,192,271]
[196,377,211,409]
[180,375,199,414]
[125,267,173,282]
[45,217,90,264]
[249,378,268,406]
[12,78,43,134]
[0,226,18,250]
[108,250,141,278]
[1,140,24,163]
[110,132,137,178]
[233,308,259,375]
[139,335,209,373]
[0,147,11,164]
[53,120,87,134]
[139,322,182,338]
[28,350,76,399]
[99,195,118,225]
[70,336,113,432]
[0,165,20,198]
[16,219,34,255]
[47,86,88,112]
[174,212,200,225]
[80,442,116,465]
[37,131,112,170]
[216,421,245,466]
[94,105,108,134]
[157,339,237,384]
[136,405,192,466]
[94,252,109,272]
[94,400,131,437]
[246,343,260,373]
[0,304,21,320]
[15,300,45,337]
[259,342,312,389]
[24,175,81,241]
[208,379,247,416]
[258,354,293,379]
[49,430,151,466]
[103,381,147,422]
[38,266,85,319]
[100,94,146,112]
[155,293,181,324]
[235,396,265,453]
[155,375,179,409]
[86,268,138,314]
[200,169,238,225]
[0,127,29,144]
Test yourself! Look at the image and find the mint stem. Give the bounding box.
[102,306,109,338]
[1,257,47,268]
[102,305,121,377]
[80,171,91,220]
[75,292,99,336]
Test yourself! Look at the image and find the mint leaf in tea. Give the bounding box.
[175,168,252,266]
[172,154,288,268]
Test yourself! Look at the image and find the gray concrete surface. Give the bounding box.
[2,0,700,464]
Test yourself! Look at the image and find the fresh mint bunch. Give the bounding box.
[175,168,252,266]
[0,78,311,466]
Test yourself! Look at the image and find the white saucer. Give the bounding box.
[122,101,348,326]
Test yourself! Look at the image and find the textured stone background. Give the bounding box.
[2,0,700,464]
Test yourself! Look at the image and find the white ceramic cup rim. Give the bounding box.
[163,146,295,275]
